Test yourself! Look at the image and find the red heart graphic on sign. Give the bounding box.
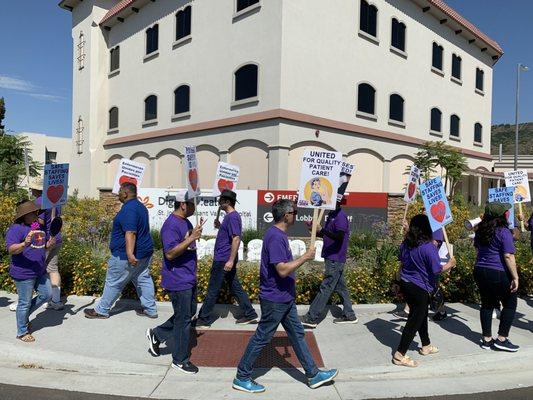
[47,185,64,204]
[119,175,138,186]
[430,201,446,223]
[188,169,198,191]
[407,182,416,199]
[218,179,234,192]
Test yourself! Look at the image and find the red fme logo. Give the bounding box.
[258,190,299,206]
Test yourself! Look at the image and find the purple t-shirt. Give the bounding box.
[34,196,62,245]
[5,223,47,280]
[474,227,515,272]
[213,211,242,262]
[433,228,444,243]
[259,226,295,303]
[321,208,350,263]
[160,214,197,291]
[400,241,442,293]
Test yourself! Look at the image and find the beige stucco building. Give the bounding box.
[60,0,502,198]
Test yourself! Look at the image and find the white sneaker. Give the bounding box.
[46,301,64,311]
[9,302,17,312]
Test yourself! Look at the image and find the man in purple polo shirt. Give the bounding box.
[195,190,258,328]
[146,190,204,374]
[232,199,338,394]
[301,198,357,328]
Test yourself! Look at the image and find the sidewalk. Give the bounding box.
[0,291,532,399]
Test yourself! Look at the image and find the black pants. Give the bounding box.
[474,267,517,337]
[397,281,431,355]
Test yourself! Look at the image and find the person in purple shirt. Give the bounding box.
[474,202,520,352]
[393,214,455,368]
[6,200,53,342]
[195,190,258,328]
[233,199,338,394]
[146,190,205,375]
[301,198,357,328]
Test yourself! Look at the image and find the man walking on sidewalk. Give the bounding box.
[85,182,157,319]
[146,190,204,374]
[232,199,338,393]
[301,198,357,328]
[195,190,258,328]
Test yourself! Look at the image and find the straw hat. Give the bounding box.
[14,201,41,222]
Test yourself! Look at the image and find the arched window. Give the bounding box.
[176,6,192,41]
[110,46,120,72]
[452,54,462,80]
[474,123,482,143]
[391,18,406,51]
[357,83,376,115]
[389,94,404,122]
[144,95,157,121]
[174,85,190,115]
[360,0,378,37]
[450,114,460,137]
[109,107,119,130]
[432,42,444,71]
[430,108,442,132]
[237,0,259,13]
[234,64,258,101]
[146,24,159,55]
[476,68,484,91]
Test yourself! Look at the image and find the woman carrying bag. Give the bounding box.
[393,214,456,367]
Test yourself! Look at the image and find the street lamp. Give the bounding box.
[514,63,529,170]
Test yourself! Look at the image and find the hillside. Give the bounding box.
[491,122,533,155]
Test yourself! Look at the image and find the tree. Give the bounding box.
[0,97,5,131]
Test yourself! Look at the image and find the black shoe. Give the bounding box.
[136,309,158,319]
[392,310,409,320]
[493,338,519,352]
[480,338,494,350]
[84,308,109,319]
[300,315,318,329]
[235,316,259,325]
[172,362,199,374]
[146,328,160,357]
[193,318,211,329]
[333,316,358,324]
[432,311,447,322]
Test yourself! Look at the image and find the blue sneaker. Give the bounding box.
[232,378,266,393]
[308,369,338,389]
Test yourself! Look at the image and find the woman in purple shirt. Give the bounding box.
[474,202,519,352]
[393,214,456,368]
[5,200,53,342]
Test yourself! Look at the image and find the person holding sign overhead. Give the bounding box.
[146,190,205,374]
[195,190,258,328]
[233,199,338,393]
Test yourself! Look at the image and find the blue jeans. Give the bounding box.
[14,275,52,337]
[95,255,156,317]
[306,260,356,323]
[154,286,197,365]
[236,299,319,380]
[197,260,258,324]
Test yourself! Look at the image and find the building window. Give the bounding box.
[360,0,378,38]
[452,54,461,80]
[389,94,404,123]
[110,46,120,72]
[75,116,84,154]
[174,85,190,115]
[144,95,157,121]
[176,6,191,41]
[391,18,406,51]
[430,108,442,132]
[432,42,444,71]
[234,64,258,101]
[77,31,86,70]
[450,114,460,137]
[357,83,376,116]
[45,150,57,164]
[476,68,484,91]
[146,24,159,55]
[474,123,482,143]
[109,107,119,130]
[237,0,259,13]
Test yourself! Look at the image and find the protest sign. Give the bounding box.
[42,163,69,209]
[404,165,420,203]
[419,177,453,231]
[184,146,201,198]
[112,159,146,194]
[488,187,515,229]
[504,169,530,231]
[213,162,239,197]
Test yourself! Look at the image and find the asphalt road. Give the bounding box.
[1,383,532,400]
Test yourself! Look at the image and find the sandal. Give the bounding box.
[392,355,418,367]
[17,334,35,343]
[419,345,439,356]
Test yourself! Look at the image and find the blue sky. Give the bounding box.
[0,0,532,138]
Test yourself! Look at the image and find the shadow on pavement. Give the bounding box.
[365,318,418,355]
[30,298,95,333]
[432,306,480,345]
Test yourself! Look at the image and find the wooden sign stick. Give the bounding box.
[518,202,525,232]
[193,196,199,226]
[403,203,409,224]
[442,226,453,258]
[310,208,319,247]
[318,208,326,222]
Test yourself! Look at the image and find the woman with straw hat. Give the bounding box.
[5,200,52,342]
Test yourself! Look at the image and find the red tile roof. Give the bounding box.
[100,0,136,26]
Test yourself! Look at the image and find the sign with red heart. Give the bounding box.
[184,146,201,197]
[213,162,239,196]
[419,176,452,231]
[112,159,146,194]
[42,163,69,209]
[403,165,420,203]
